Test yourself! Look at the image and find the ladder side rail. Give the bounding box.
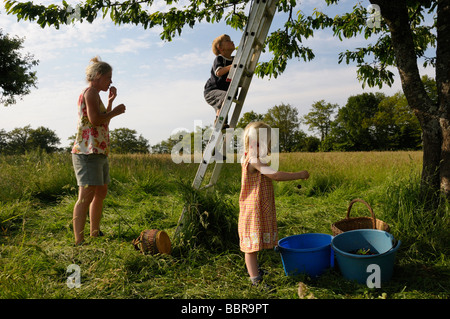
[227,1,269,82]
[226,0,268,82]
[191,125,228,189]
[206,65,255,188]
[225,0,277,119]
[205,162,224,190]
[236,1,278,79]
[218,30,260,125]
[228,78,251,127]
[227,4,278,130]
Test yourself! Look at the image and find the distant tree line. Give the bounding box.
[0,125,60,154]
[0,127,150,155]
[2,84,429,155]
[153,88,425,154]
[309,91,423,151]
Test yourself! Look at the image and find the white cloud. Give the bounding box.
[164,49,213,70]
[0,12,113,61]
[83,37,152,55]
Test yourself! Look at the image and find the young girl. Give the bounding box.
[238,121,309,286]
[71,57,126,246]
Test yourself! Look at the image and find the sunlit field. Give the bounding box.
[0,151,448,299]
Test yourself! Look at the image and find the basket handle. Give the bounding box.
[346,199,376,229]
[132,231,144,251]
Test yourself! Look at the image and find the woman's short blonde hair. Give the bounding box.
[243,121,272,156]
[212,34,230,56]
[85,56,112,82]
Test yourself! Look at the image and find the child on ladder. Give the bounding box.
[204,34,235,129]
[239,122,310,288]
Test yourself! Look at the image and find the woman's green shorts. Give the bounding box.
[72,153,110,186]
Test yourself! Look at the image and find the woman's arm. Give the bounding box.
[85,88,125,126]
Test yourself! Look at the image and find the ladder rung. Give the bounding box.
[244,69,254,77]
[200,183,215,191]
[253,38,264,49]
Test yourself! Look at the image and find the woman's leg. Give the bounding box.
[89,184,108,237]
[73,186,96,245]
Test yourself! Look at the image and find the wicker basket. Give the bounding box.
[331,199,390,236]
[132,229,172,255]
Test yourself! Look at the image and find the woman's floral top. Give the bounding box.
[71,87,110,156]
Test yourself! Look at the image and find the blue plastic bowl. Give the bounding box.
[331,229,401,284]
[277,233,334,277]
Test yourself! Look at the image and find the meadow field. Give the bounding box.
[0,151,448,300]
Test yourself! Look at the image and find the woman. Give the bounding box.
[71,56,126,246]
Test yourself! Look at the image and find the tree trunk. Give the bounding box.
[436,0,450,196]
[372,0,442,195]
[419,113,442,194]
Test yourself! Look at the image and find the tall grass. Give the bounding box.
[383,172,450,260]
[0,150,448,299]
[0,151,76,202]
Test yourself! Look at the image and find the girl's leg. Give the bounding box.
[89,184,108,237]
[245,252,260,281]
[245,251,273,289]
[73,186,96,245]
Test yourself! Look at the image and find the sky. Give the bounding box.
[0,0,435,149]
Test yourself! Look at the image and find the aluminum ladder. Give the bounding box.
[193,0,278,190]
[176,0,278,233]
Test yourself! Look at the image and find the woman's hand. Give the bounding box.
[108,86,117,104]
[113,104,126,116]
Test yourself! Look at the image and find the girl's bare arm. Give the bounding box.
[248,157,309,181]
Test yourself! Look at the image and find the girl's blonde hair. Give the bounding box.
[85,56,112,82]
[212,34,230,56]
[243,121,272,156]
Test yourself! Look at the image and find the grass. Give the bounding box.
[0,151,449,300]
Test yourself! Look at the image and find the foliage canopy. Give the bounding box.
[0,29,39,106]
[3,0,436,85]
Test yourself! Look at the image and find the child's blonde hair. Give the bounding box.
[243,121,272,156]
[212,34,230,56]
[85,56,112,82]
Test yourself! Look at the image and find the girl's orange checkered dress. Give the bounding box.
[238,155,278,253]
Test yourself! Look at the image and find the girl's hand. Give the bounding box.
[300,170,310,180]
